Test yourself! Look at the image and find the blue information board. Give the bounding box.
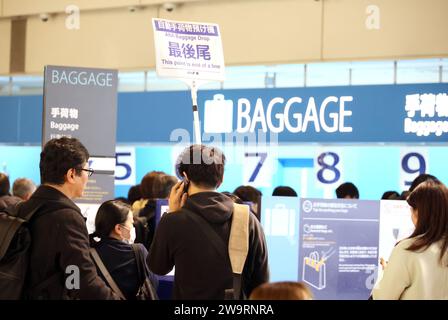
[298,198,380,300]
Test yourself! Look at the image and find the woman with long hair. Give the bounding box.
[372,181,448,299]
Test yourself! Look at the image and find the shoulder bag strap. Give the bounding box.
[89,248,126,300]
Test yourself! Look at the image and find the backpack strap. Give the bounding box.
[228,203,250,300]
[131,244,145,282]
[89,248,126,300]
[228,203,250,274]
[0,202,44,260]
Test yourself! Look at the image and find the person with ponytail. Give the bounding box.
[372,181,448,299]
[90,200,158,300]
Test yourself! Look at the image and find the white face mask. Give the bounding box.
[121,225,136,244]
[129,226,136,244]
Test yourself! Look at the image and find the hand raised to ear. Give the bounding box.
[169,181,188,213]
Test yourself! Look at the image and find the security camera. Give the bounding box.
[162,3,177,12]
[39,13,50,22]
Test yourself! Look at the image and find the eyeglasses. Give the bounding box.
[80,168,94,177]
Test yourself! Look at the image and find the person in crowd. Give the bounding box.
[0,173,22,210]
[90,200,157,300]
[148,144,269,299]
[131,171,164,249]
[372,181,448,299]
[335,182,359,199]
[249,281,313,300]
[127,184,142,206]
[134,173,177,249]
[18,137,118,299]
[233,185,262,220]
[409,173,441,192]
[381,190,400,200]
[399,190,410,200]
[272,186,298,197]
[12,177,37,201]
[131,171,164,213]
[152,174,178,200]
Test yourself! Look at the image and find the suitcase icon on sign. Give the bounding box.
[204,94,233,133]
[264,204,296,237]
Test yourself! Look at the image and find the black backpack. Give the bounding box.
[0,202,43,299]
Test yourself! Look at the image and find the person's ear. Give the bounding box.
[66,168,76,183]
[182,172,189,183]
[216,176,223,189]
[114,224,122,237]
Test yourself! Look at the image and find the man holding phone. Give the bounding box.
[148,144,269,299]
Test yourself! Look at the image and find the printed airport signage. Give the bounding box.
[298,198,380,300]
[43,65,118,213]
[152,18,225,82]
[200,83,448,142]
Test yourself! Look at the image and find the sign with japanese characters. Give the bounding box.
[43,65,118,207]
[152,18,225,82]
[298,198,380,300]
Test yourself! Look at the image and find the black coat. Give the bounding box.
[148,192,269,299]
[21,185,118,300]
[94,238,154,300]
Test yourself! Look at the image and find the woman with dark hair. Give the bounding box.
[372,181,448,299]
[90,200,157,300]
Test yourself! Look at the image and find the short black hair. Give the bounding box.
[0,173,10,196]
[40,137,90,185]
[381,191,400,200]
[409,173,441,192]
[272,186,298,197]
[335,182,359,199]
[127,184,142,204]
[175,145,225,189]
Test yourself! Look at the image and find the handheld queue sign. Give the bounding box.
[152,18,225,144]
[43,65,118,233]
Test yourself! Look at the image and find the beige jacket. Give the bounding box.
[373,237,448,300]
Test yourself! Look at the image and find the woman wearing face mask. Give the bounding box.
[90,200,158,300]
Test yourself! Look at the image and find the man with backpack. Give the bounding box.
[0,173,22,210]
[148,144,269,299]
[0,137,118,299]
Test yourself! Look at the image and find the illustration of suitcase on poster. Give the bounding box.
[302,251,326,290]
[264,204,295,237]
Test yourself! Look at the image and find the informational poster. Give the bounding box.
[43,65,118,225]
[298,198,380,300]
[152,18,225,82]
[261,196,301,282]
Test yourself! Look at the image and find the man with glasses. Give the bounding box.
[18,137,118,299]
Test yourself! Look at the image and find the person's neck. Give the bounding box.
[188,183,216,196]
[44,183,75,200]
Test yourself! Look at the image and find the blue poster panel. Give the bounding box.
[298,198,380,300]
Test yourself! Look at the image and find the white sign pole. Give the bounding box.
[191,81,202,145]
